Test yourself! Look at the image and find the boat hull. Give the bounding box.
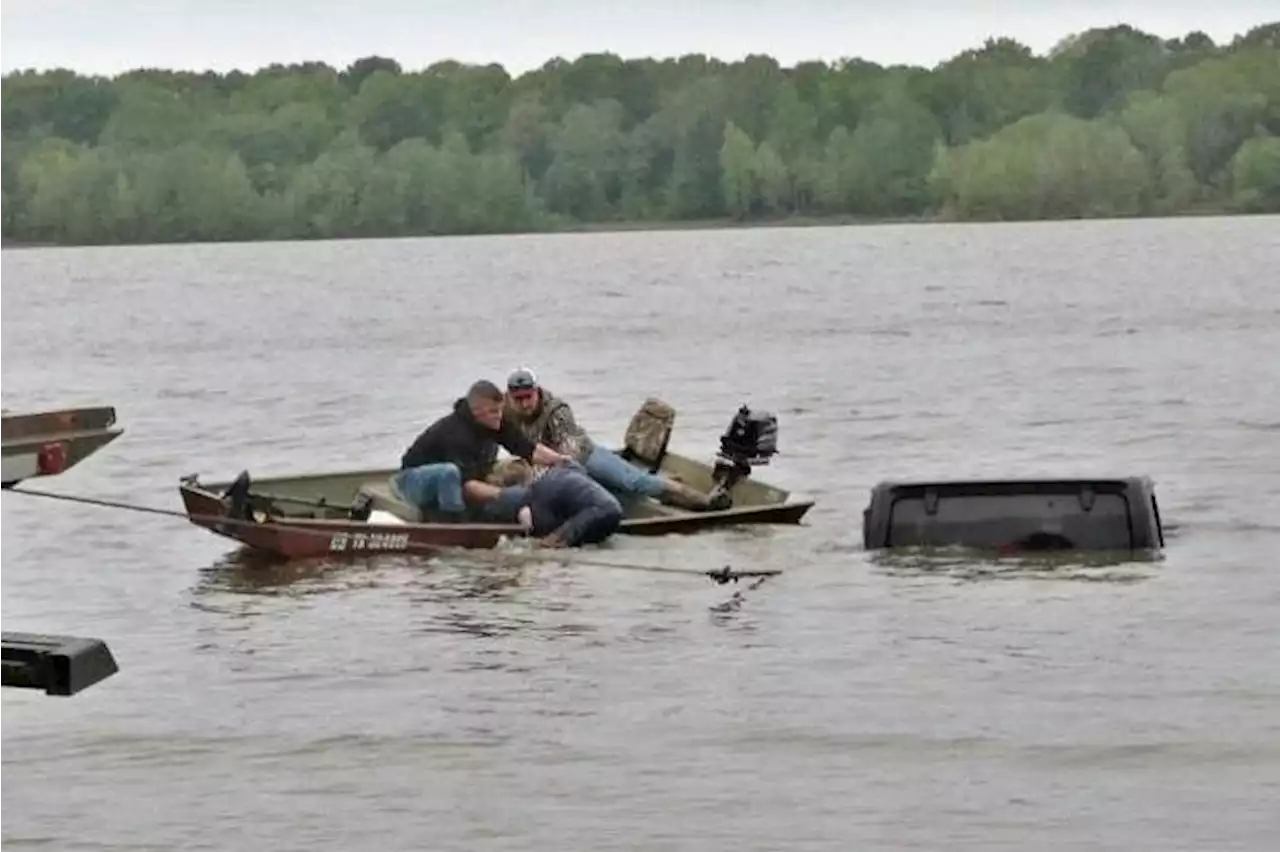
[177,449,813,561]
[179,482,513,560]
[2,406,124,488]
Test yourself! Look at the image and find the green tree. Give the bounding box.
[719,121,757,219]
[1116,90,1200,211]
[541,99,627,219]
[1230,135,1280,211]
[933,111,1149,219]
[2,22,1276,245]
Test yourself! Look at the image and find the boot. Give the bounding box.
[659,480,731,513]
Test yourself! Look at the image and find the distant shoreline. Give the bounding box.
[6,28,1274,247]
[0,214,918,249]
[2,206,1258,250]
[2,240,61,249]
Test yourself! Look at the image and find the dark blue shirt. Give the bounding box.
[524,462,623,546]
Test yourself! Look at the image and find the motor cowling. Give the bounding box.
[707,405,779,508]
[717,405,778,467]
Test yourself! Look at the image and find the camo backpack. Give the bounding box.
[622,397,676,471]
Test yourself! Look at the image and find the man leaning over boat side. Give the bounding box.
[493,458,623,548]
[502,367,729,512]
[391,379,571,522]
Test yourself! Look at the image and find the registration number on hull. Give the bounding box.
[328,531,411,552]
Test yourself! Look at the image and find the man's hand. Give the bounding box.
[532,443,570,467]
[517,506,533,532]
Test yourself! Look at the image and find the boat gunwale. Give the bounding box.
[177,446,814,552]
[1,405,121,442]
[177,476,813,530]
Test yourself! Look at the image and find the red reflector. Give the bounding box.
[36,442,68,475]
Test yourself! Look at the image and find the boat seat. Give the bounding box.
[620,397,676,473]
[356,480,423,523]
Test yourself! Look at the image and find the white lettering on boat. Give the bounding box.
[329,531,411,552]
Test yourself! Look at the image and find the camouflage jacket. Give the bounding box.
[505,388,595,462]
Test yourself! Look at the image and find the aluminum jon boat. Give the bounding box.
[177,399,814,560]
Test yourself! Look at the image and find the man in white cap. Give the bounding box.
[503,367,729,512]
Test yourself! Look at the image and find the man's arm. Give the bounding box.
[520,480,558,538]
[462,480,505,504]
[497,415,570,466]
[545,405,589,461]
[532,443,570,466]
[496,417,539,461]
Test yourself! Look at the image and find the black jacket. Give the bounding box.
[524,462,624,547]
[401,398,537,482]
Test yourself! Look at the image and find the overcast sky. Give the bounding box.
[1,0,1274,77]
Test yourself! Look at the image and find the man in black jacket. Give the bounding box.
[496,458,624,548]
[393,379,570,522]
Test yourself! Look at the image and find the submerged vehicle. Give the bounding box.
[178,400,814,560]
[861,476,1165,553]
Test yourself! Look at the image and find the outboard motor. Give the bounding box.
[221,470,255,523]
[708,405,779,506]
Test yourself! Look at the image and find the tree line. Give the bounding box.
[3,22,1278,246]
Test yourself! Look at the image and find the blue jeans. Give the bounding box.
[477,483,529,523]
[583,445,665,498]
[392,463,466,513]
[392,462,527,522]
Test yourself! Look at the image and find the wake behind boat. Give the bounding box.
[177,400,814,560]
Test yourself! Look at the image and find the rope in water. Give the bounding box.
[4,485,781,585]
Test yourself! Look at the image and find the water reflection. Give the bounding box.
[707,574,772,632]
[183,539,615,645]
[407,558,532,608]
[185,548,597,663]
[191,549,362,596]
[868,546,1163,584]
[190,546,541,599]
[406,560,604,642]
[419,607,541,640]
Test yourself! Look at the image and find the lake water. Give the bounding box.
[3,216,1279,851]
